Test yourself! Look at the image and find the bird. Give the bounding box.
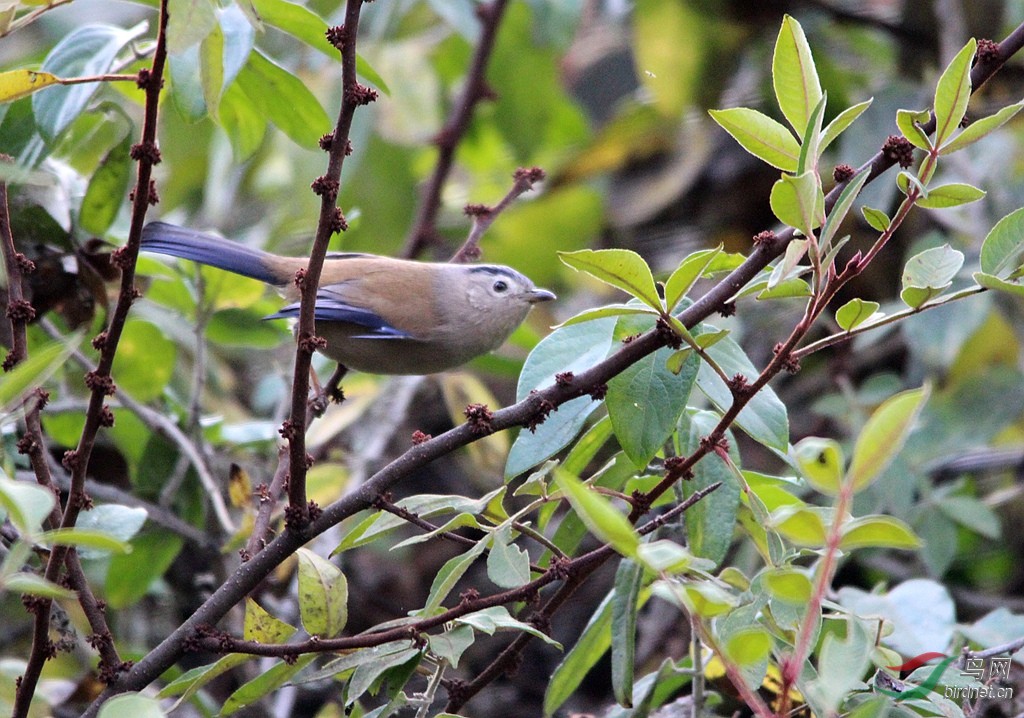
[140,222,555,376]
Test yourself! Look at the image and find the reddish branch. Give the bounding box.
[401,0,511,259]
[2,180,125,718]
[8,0,171,705]
[283,0,370,526]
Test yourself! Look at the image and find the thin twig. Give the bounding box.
[401,0,511,259]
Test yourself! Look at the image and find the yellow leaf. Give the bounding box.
[0,69,61,102]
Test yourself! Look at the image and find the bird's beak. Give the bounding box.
[526,288,556,304]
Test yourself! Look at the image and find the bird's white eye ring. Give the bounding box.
[493,279,509,293]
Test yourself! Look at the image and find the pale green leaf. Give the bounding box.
[847,387,929,492]
[933,39,976,146]
[820,99,873,153]
[770,171,823,239]
[793,437,844,496]
[554,470,639,558]
[296,548,348,637]
[941,100,1024,154]
[861,206,891,232]
[896,108,933,150]
[840,516,921,550]
[915,183,985,209]
[980,207,1024,277]
[708,108,799,172]
[835,298,881,331]
[772,14,822,134]
[559,249,661,310]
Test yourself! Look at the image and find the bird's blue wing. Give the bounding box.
[266,286,412,339]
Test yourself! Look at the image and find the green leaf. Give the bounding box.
[900,244,964,308]
[112,319,176,402]
[611,558,643,707]
[772,14,823,134]
[820,168,869,250]
[723,627,772,667]
[762,567,813,603]
[658,580,736,618]
[680,410,741,566]
[839,515,921,550]
[559,249,662,310]
[486,525,531,589]
[218,78,266,160]
[72,504,147,559]
[36,527,131,554]
[793,437,844,496]
[428,625,475,669]
[33,23,147,142]
[635,539,714,574]
[423,541,487,613]
[554,304,659,328]
[936,495,1000,539]
[974,271,1024,297]
[771,505,828,547]
[105,531,184,608]
[933,39,976,146]
[554,470,640,559]
[544,591,613,716]
[221,656,315,715]
[456,605,561,647]
[707,108,799,172]
[796,92,827,174]
[980,207,1024,277]
[250,0,328,56]
[820,99,872,153]
[915,183,985,209]
[806,618,873,715]
[97,694,166,718]
[861,206,891,232]
[847,387,929,492]
[505,317,616,478]
[767,238,808,289]
[235,50,331,148]
[167,0,217,53]
[80,133,132,235]
[0,334,81,415]
[663,245,723,311]
[770,170,823,239]
[835,298,881,331]
[3,572,76,599]
[296,548,348,637]
[606,328,698,468]
[896,108,933,150]
[941,100,1024,154]
[695,334,789,451]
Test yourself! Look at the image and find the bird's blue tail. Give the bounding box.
[141,222,282,285]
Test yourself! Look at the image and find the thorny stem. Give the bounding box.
[284,0,367,525]
[13,0,171,708]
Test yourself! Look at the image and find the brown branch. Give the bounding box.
[401,0,510,259]
[450,167,545,263]
[15,1,171,712]
[284,0,369,527]
[2,183,121,714]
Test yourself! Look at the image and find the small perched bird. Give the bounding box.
[140,222,555,375]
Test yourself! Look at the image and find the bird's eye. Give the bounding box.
[493,279,509,293]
